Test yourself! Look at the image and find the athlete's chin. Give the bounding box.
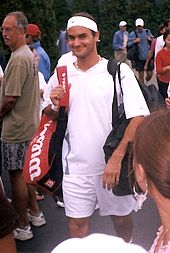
[72,49,86,58]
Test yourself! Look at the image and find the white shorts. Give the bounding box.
[63,174,136,218]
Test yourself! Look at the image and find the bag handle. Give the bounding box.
[107,59,122,127]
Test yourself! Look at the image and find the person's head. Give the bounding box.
[133,110,170,200]
[164,18,170,31]
[157,24,166,36]
[163,29,170,49]
[26,23,41,45]
[1,11,28,51]
[66,12,100,59]
[119,21,127,31]
[51,233,147,253]
[135,18,144,32]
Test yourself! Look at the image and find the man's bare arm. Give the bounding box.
[0,96,17,120]
[103,116,144,190]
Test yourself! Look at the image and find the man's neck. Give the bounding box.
[10,41,26,52]
[76,53,101,72]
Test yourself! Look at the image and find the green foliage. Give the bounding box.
[0,0,170,69]
[71,0,100,21]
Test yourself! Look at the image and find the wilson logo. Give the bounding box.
[29,121,52,181]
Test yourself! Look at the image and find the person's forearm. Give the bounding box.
[113,116,144,157]
[43,104,59,120]
[0,98,16,120]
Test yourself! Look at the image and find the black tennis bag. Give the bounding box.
[103,59,166,196]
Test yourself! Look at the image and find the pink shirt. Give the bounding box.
[149,226,170,253]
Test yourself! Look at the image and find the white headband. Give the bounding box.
[67,16,98,32]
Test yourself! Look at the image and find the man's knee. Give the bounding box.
[110,214,132,227]
[68,217,89,238]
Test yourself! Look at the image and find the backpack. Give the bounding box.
[103,59,166,196]
[107,59,166,113]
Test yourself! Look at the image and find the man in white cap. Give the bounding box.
[113,21,129,64]
[46,12,149,242]
[128,18,154,84]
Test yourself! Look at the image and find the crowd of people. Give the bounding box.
[0,10,170,253]
[112,17,170,98]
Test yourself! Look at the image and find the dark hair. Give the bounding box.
[133,110,170,198]
[73,12,96,23]
[164,18,170,29]
[157,24,165,36]
[6,11,28,32]
[163,29,170,41]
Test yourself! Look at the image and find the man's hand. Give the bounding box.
[134,38,141,43]
[165,97,170,109]
[103,150,124,191]
[50,85,65,106]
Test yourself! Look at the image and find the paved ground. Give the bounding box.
[14,194,160,253]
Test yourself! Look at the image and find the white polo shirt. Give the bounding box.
[60,58,149,176]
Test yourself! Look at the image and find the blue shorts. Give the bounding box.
[135,59,154,71]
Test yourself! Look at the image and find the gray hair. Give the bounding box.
[6,11,28,32]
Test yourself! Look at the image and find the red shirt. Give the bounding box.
[156,48,170,83]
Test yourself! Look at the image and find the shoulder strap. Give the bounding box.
[134,31,138,38]
[107,59,122,127]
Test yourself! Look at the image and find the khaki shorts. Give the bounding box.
[63,174,136,218]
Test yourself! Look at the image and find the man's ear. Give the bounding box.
[95,31,100,42]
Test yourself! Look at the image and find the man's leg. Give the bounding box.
[145,70,153,82]
[110,214,133,242]
[27,184,46,227]
[27,184,40,215]
[96,175,135,243]
[9,170,29,228]
[138,70,144,84]
[68,217,90,238]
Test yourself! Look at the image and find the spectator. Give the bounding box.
[46,12,149,242]
[31,47,47,119]
[128,18,154,84]
[57,29,71,57]
[144,24,166,78]
[133,109,170,253]
[155,30,170,99]
[155,19,170,59]
[51,233,147,253]
[113,20,130,64]
[0,64,3,86]
[0,183,17,253]
[0,11,46,241]
[0,49,7,71]
[26,23,51,82]
[165,83,170,108]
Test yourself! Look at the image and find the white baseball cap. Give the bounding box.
[135,18,144,27]
[119,21,127,27]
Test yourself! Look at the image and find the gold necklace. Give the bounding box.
[74,55,102,72]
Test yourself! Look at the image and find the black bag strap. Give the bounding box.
[107,59,123,127]
[134,31,138,38]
